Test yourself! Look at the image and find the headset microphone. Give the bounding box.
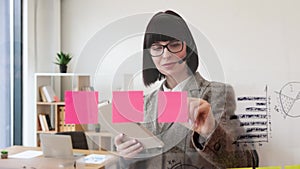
[178,56,188,64]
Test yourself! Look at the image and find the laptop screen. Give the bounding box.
[40,134,74,158]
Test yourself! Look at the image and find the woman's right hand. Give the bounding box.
[114,133,144,159]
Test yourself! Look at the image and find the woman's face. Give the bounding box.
[150,40,188,80]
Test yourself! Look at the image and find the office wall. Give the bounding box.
[23,0,300,166]
[60,0,300,166]
[23,0,60,146]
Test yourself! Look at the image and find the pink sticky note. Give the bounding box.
[112,91,144,123]
[158,91,188,122]
[65,91,98,124]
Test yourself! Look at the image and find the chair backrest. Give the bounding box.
[253,150,259,167]
[55,131,89,150]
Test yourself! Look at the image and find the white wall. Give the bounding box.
[23,0,60,146]
[23,0,300,166]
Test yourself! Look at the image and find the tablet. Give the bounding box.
[98,103,164,149]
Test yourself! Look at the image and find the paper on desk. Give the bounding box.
[8,150,43,159]
[83,154,111,164]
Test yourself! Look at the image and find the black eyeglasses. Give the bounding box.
[149,41,184,57]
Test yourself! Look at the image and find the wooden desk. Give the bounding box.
[0,146,118,169]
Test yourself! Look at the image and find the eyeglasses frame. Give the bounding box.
[149,41,184,57]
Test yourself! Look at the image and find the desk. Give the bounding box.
[0,146,118,169]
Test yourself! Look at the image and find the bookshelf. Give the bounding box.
[34,73,90,146]
[85,131,114,151]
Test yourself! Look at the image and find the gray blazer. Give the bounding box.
[119,72,257,169]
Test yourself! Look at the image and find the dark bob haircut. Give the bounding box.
[143,10,199,87]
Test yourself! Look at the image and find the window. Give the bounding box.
[0,0,12,148]
[0,0,22,148]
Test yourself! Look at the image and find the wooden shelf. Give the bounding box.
[35,73,90,76]
[85,131,113,137]
[37,130,57,134]
[36,102,65,105]
[35,73,91,146]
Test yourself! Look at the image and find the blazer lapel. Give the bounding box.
[182,72,210,98]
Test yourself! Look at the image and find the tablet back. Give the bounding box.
[98,103,164,149]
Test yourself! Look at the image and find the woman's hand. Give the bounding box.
[188,98,216,137]
[114,133,144,159]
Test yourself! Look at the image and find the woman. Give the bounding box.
[114,10,258,169]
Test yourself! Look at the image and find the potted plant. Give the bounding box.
[1,150,8,159]
[95,123,101,133]
[55,52,72,73]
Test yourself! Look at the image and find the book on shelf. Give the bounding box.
[58,106,64,131]
[58,106,82,132]
[62,124,76,131]
[39,85,59,102]
[80,86,94,91]
[45,114,53,130]
[39,87,47,102]
[38,114,49,132]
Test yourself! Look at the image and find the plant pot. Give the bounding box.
[95,127,100,133]
[59,65,68,73]
[95,124,101,133]
[1,153,8,159]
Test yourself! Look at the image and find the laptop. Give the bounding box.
[40,134,84,159]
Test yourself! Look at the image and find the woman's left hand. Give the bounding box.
[188,98,216,137]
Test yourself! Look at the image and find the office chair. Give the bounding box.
[55,131,89,150]
[252,150,259,168]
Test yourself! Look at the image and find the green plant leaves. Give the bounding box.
[54,52,72,65]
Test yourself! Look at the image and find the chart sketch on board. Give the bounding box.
[233,85,271,147]
[274,82,300,118]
